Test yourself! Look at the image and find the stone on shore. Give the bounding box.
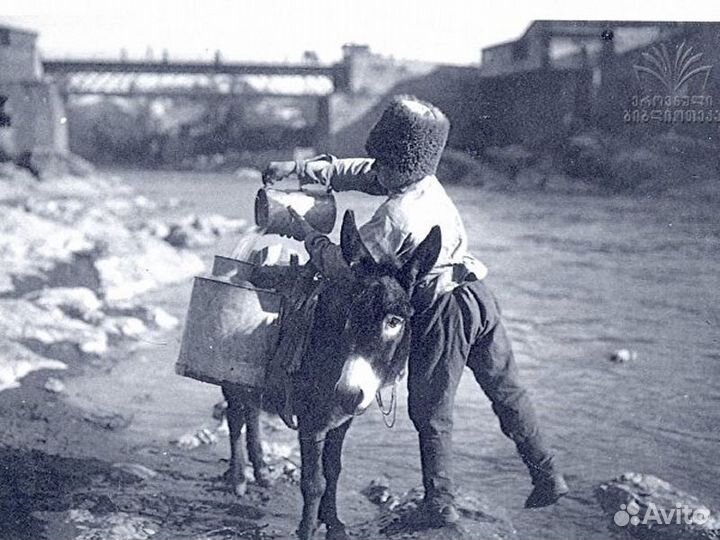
[0,206,96,295]
[95,236,204,301]
[0,170,215,394]
[44,377,66,394]
[24,287,104,323]
[103,302,179,331]
[0,338,67,391]
[148,213,248,249]
[609,349,637,363]
[358,480,516,539]
[67,508,159,540]
[0,298,109,357]
[0,197,205,301]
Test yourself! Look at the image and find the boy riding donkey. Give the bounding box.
[263,96,569,527]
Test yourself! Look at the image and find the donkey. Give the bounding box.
[221,210,441,540]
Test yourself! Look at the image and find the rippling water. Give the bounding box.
[121,170,719,539]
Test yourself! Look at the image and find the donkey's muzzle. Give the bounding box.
[335,386,365,415]
[335,355,381,414]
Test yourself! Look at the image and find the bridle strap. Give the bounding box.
[376,379,398,429]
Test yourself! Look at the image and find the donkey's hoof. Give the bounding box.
[223,468,248,496]
[326,524,349,540]
[254,467,274,488]
[295,521,317,540]
[232,481,248,497]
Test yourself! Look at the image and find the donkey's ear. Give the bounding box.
[341,210,376,268]
[398,226,442,292]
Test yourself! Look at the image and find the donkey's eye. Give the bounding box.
[384,315,404,329]
[381,315,405,340]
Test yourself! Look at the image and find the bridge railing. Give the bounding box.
[42,59,349,93]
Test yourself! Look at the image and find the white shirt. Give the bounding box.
[359,175,488,296]
[299,155,487,301]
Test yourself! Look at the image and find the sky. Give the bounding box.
[1,1,717,65]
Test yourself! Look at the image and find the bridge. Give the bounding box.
[42,58,349,98]
[40,57,355,151]
[36,47,426,156]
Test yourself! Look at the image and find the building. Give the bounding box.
[473,21,720,140]
[480,21,687,77]
[0,23,68,157]
[0,25,42,81]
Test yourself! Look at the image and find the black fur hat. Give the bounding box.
[365,95,450,188]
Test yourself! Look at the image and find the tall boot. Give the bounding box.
[516,438,569,508]
[417,431,460,527]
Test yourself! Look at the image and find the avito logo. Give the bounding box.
[613,501,710,528]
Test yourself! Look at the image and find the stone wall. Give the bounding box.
[0,81,68,155]
[323,64,585,156]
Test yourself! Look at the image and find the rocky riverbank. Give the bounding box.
[440,129,720,200]
[597,473,719,540]
[1,164,717,540]
[0,164,279,539]
[0,162,205,390]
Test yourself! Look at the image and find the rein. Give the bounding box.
[375,379,398,429]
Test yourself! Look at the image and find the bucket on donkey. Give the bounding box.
[176,250,301,387]
[255,186,336,235]
[175,274,283,388]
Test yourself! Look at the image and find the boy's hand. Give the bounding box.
[286,207,316,241]
[262,161,296,186]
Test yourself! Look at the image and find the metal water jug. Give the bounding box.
[254,186,336,235]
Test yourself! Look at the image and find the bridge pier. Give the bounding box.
[315,95,330,149]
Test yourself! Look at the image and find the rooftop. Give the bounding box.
[0,23,37,37]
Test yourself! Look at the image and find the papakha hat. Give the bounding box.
[365,95,450,188]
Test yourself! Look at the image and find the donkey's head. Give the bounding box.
[334,210,441,416]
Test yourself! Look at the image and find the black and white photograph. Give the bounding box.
[0,2,718,539]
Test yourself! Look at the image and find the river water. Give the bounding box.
[116,169,719,539]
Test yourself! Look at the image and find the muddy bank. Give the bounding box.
[0,365,517,540]
[0,367,299,540]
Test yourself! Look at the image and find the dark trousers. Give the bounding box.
[408,279,553,502]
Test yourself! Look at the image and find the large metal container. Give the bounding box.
[175,275,282,387]
[255,186,336,235]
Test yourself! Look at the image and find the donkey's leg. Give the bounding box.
[222,386,248,496]
[319,419,352,540]
[244,406,271,487]
[297,430,326,540]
